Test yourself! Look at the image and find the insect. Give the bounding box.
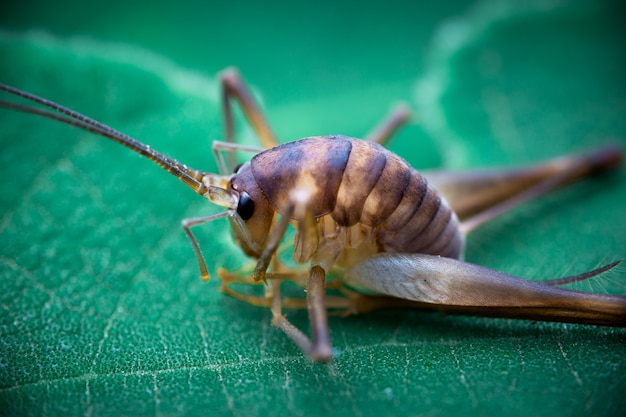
[1,69,625,362]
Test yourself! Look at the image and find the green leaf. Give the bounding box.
[1,2,625,416]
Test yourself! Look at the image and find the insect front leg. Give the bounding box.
[181,208,260,281]
[243,178,334,361]
[250,173,320,282]
[181,211,235,281]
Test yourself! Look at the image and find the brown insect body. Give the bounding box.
[1,69,625,362]
[235,135,463,268]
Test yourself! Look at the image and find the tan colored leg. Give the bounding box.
[182,208,263,281]
[182,211,235,281]
[211,140,265,175]
[219,265,311,310]
[220,283,273,308]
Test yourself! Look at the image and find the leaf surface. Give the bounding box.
[1,2,625,416]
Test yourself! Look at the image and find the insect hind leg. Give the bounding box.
[421,144,622,233]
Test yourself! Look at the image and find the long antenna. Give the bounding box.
[0,84,210,195]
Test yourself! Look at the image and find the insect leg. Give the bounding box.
[345,253,626,326]
[237,179,334,360]
[182,209,261,281]
[251,176,320,281]
[422,144,622,232]
[220,282,272,308]
[219,266,351,313]
[271,265,333,362]
[181,212,234,281]
[365,103,411,146]
[220,68,279,159]
[211,140,265,175]
[251,207,295,282]
[218,264,313,310]
[460,144,621,233]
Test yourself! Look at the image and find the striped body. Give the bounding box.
[232,135,464,267]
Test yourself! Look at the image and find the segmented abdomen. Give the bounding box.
[251,135,464,260]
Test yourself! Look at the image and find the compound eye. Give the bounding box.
[236,192,255,221]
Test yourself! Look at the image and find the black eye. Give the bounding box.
[237,192,255,221]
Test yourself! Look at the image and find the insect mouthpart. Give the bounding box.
[205,186,238,209]
[201,173,231,189]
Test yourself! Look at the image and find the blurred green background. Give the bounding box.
[1,1,625,416]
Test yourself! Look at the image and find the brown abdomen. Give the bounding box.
[250,135,464,259]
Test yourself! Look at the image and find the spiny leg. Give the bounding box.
[220,282,273,308]
[221,261,338,361]
[269,191,332,360]
[365,103,411,146]
[220,265,357,310]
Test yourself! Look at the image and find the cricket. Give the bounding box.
[1,68,625,362]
